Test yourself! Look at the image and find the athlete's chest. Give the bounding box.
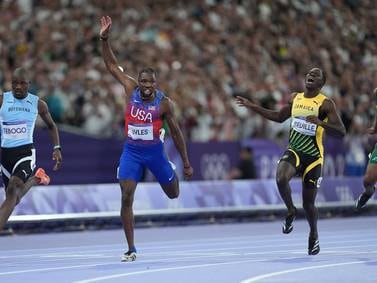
[1,97,38,119]
[126,100,162,124]
[291,97,321,117]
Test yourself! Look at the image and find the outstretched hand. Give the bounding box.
[100,16,112,39]
[235,96,253,108]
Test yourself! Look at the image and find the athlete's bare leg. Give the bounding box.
[0,176,25,230]
[302,182,318,239]
[0,172,49,231]
[18,176,39,200]
[160,173,179,199]
[119,180,137,251]
[356,163,377,209]
[363,163,377,195]
[276,161,297,213]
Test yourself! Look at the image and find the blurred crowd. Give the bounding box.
[0,0,376,145]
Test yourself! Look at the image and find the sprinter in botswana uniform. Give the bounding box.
[235,68,346,255]
[0,67,62,232]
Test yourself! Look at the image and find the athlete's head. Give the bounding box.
[11,67,30,99]
[138,67,157,100]
[305,68,326,91]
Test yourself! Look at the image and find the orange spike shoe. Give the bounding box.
[35,168,50,185]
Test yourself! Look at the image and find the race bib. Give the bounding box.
[291,117,317,136]
[128,124,153,141]
[2,122,28,140]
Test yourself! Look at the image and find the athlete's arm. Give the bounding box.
[0,92,3,108]
[38,100,62,171]
[235,93,295,123]
[307,98,346,137]
[162,98,193,180]
[100,16,137,93]
[367,88,377,134]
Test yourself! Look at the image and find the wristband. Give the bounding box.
[100,36,108,41]
[53,145,62,151]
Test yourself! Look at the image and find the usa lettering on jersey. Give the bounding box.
[130,106,153,123]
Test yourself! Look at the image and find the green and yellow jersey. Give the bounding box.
[288,92,328,159]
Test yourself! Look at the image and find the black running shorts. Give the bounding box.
[1,144,36,187]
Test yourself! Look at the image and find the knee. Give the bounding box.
[276,174,289,187]
[121,195,133,208]
[303,201,315,211]
[121,190,134,208]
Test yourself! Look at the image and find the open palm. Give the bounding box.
[235,96,253,108]
[100,16,112,38]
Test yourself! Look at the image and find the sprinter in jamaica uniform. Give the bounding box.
[355,88,377,210]
[236,68,346,255]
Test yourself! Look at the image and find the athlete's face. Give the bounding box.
[305,68,324,91]
[138,72,157,100]
[11,76,29,99]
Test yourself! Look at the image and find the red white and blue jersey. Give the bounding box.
[125,87,164,145]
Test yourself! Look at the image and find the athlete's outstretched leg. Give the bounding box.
[276,161,297,211]
[0,168,50,231]
[302,183,318,238]
[302,181,320,255]
[276,160,297,234]
[0,177,24,230]
[356,163,377,210]
[119,179,137,261]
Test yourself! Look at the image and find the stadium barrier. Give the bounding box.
[3,177,369,224]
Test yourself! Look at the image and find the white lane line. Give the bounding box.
[2,239,377,261]
[240,260,377,283]
[2,230,377,254]
[0,262,120,276]
[0,247,373,268]
[72,255,312,283]
[0,254,300,278]
[0,235,283,253]
[11,236,377,255]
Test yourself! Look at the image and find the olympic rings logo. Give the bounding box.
[200,153,230,180]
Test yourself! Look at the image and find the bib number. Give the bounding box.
[2,122,28,140]
[291,117,317,136]
[128,124,153,141]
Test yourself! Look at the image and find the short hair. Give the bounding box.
[12,67,30,81]
[138,67,157,79]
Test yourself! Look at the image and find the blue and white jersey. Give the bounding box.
[0,91,39,148]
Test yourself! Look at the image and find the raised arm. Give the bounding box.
[235,94,294,123]
[307,98,346,137]
[100,16,137,93]
[38,100,62,171]
[162,98,193,180]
